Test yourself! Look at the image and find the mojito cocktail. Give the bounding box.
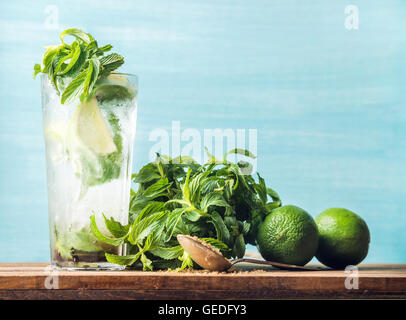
[36,29,137,270]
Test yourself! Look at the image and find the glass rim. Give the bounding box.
[40,72,138,80]
[109,71,138,79]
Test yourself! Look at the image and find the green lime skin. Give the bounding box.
[315,208,370,269]
[256,205,319,266]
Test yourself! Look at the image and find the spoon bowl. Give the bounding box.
[177,235,323,272]
[177,235,232,271]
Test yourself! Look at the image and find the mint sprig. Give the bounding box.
[34,28,124,104]
[90,148,282,271]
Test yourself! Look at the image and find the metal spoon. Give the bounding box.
[177,234,322,272]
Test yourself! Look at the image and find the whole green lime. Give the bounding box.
[315,208,370,269]
[256,205,319,266]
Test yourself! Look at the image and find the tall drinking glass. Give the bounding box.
[41,73,138,270]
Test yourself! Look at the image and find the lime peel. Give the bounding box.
[73,98,117,155]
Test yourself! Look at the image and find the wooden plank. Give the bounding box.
[2,263,406,271]
[0,263,405,299]
[0,263,48,268]
[1,289,406,300]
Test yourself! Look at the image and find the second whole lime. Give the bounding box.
[315,208,370,269]
[256,205,319,266]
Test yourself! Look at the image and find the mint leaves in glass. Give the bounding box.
[36,29,137,270]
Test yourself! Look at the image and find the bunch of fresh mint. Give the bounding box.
[90,149,282,270]
[33,28,124,104]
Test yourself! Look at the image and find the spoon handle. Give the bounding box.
[230,258,323,271]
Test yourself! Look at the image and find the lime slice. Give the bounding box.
[72,98,117,155]
[107,73,129,84]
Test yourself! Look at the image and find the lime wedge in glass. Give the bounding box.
[73,98,117,155]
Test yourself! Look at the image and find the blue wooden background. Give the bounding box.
[0,0,405,262]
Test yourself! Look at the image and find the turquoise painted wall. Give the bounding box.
[0,0,405,262]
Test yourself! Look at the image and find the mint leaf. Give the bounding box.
[128,211,167,245]
[60,28,94,45]
[182,169,192,203]
[188,171,212,204]
[164,208,186,241]
[82,60,94,99]
[100,53,124,75]
[63,45,89,78]
[55,229,104,255]
[200,238,230,253]
[60,55,100,103]
[82,58,100,100]
[57,41,82,75]
[143,178,172,198]
[140,253,153,271]
[42,45,63,74]
[90,214,126,246]
[200,192,229,213]
[60,67,87,104]
[222,148,256,163]
[105,252,141,266]
[254,173,268,205]
[132,163,161,184]
[183,210,201,222]
[232,234,246,258]
[179,251,194,271]
[102,214,129,238]
[149,245,183,260]
[210,211,231,245]
[97,44,112,54]
[33,64,41,78]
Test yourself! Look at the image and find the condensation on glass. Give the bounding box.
[41,73,138,270]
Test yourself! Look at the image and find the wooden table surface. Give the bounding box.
[0,263,405,300]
